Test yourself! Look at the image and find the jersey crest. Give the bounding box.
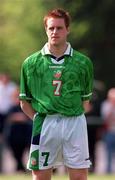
[54,70,62,79]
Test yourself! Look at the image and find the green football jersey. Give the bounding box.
[19,44,93,116]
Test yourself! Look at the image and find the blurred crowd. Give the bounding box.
[0,73,115,174]
[0,73,32,173]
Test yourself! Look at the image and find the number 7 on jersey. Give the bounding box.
[53,80,62,96]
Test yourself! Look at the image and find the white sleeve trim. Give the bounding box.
[19,93,32,100]
[81,92,92,98]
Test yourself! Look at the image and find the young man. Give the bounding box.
[20,8,93,180]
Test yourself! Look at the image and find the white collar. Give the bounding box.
[41,42,73,56]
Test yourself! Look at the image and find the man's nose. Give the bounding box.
[53,28,58,33]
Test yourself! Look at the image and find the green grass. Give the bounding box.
[0,174,115,180]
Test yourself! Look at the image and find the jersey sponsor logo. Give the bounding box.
[49,65,65,69]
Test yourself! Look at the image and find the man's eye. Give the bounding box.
[49,27,54,31]
[57,27,62,30]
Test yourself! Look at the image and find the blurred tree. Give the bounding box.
[0,0,46,82]
[0,0,115,88]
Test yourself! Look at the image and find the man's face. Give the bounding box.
[45,17,69,46]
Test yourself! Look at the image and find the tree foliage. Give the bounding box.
[0,0,115,88]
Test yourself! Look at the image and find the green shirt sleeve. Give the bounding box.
[81,58,93,101]
[19,59,32,101]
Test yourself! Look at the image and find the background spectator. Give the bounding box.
[101,88,115,173]
[85,80,106,172]
[5,87,32,172]
[0,73,17,172]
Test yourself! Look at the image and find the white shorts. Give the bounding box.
[27,113,91,170]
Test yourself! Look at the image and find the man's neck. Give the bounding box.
[48,43,68,58]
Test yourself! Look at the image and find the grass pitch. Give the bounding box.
[0,174,115,180]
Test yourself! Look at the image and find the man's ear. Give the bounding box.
[44,26,47,32]
[44,26,48,36]
[67,27,70,35]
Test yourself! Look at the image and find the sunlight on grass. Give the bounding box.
[0,174,115,180]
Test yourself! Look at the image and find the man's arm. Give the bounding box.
[83,100,92,113]
[20,100,36,120]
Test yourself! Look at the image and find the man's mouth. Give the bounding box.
[52,36,59,39]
